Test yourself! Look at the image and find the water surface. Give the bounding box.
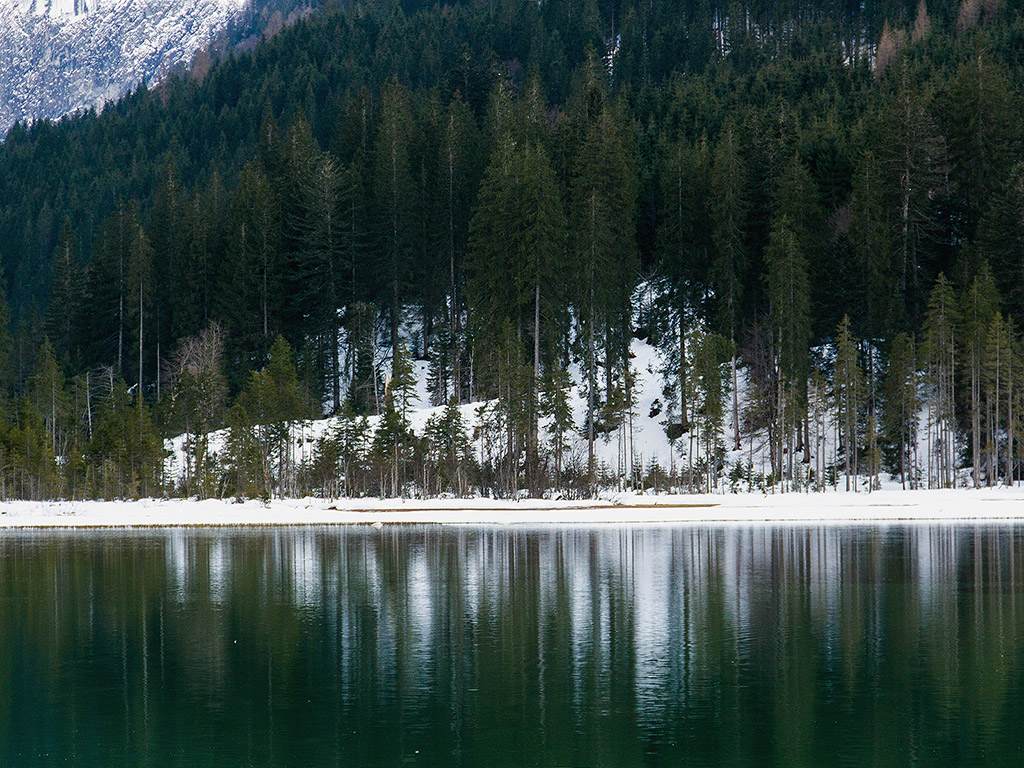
[2,524,1023,766]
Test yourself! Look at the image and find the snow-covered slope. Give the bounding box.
[161,327,969,498]
[164,336,720,494]
[0,0,246,134]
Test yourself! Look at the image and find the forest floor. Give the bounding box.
[2,487,1024,527]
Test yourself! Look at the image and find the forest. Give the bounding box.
[0,0,1022,499]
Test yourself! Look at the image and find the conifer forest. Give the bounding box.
[1,0,1024,500]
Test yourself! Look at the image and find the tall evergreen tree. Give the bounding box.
[883,331,919,489]
[921,274,960,488]
[766,215,811,485]
[850,151,899,337]
[834,315,865,491]
[374,81,416,355]
[44,218,83,369]
[569,102,638,487]
[961,264,999,486]
[220,159,280,392]
[977,162,1024,319]
[710,119,748,450]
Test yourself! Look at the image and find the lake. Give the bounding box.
[1,524,1023,766]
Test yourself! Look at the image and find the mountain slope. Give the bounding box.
[0,0,246,134]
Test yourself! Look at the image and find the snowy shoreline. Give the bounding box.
[1,488,1024,528]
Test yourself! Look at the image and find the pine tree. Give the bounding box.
[467,133,566,492]
[424,397,474,496]
[921,274,960,488]
[883,332,919,489]
[294,150,346,411]
[876,56,941,325]
[127,223,153,397]
[28,339,66,494]
[179,177,225,350]
[945,46,1016,219]
[766,215,811,487]
[372,387,413,498]
[343,302,381,416]
[850,151,899,337]
[149,153,188,349]
[169,323,227,498]
[374,80,416,355]
[834,315,866,491]
[690,328,733,492]
[977,162,1024,318]
[961,265,999,486]
[655,134,711,443]
[88,381,162,499]
[710,118,747,452]
[335,401,370,497]
[570,102,638,490]
[223,401,264,500]
[390,340,419,426]
[0,268,16,403]
[539,364,574,494]
[10,396,56,499]
[221,159,280,390]
[87,201,141,376]
[237,335,306,498]
[45,219,83,369]
[982,313,1020,486]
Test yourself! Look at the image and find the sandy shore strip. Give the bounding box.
[0,488,1023,527]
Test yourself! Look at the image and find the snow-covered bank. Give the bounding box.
[3,488,1024,528]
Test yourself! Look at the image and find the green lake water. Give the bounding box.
[2,524,1023,766]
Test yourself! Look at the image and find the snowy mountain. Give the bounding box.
[0,0,247,135]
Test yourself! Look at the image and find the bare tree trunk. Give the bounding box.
[1007,333,1014,485]
[587,275,596,494]
[972,348,981,487]
[731,356,740,451]
[138,279,144,401]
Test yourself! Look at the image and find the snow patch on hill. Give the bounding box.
[0,0,246,133]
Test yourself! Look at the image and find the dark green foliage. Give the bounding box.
[45,219,83,369]
[233,334,308,498]
[3,0,1024,498]
[882,331,918,488]
[87,382,164,499]
[424,398,475,496]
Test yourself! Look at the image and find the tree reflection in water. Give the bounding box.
[0,524,1022,767]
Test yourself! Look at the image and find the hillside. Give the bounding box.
[0,0,249,134]
[0,0,1022,500]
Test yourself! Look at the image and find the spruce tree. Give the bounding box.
[127,223,153,397]
[850,151,898,338]
[834,315,865,491]
[655,133,711,442]
[883,332,919,489]
[710,118,748,451]
[961,265,999,486]
[977,162,1024,318]
[220,159,280,392]
[766,216,811,487]
[424,397,473,496]
[374,81,416,355]
[45,219,83,369]
[28,339,66,485]
[294,151,345,411]
[944,47,1016,220]
[569,102,638,490]
[876,56,941,325]
[921,274,960,488]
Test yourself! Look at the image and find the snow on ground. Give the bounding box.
[161,297,979,509]
[3,487,1024,528]
[165,334,683,485]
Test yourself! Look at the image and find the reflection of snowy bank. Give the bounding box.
[4,487,1024,527]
